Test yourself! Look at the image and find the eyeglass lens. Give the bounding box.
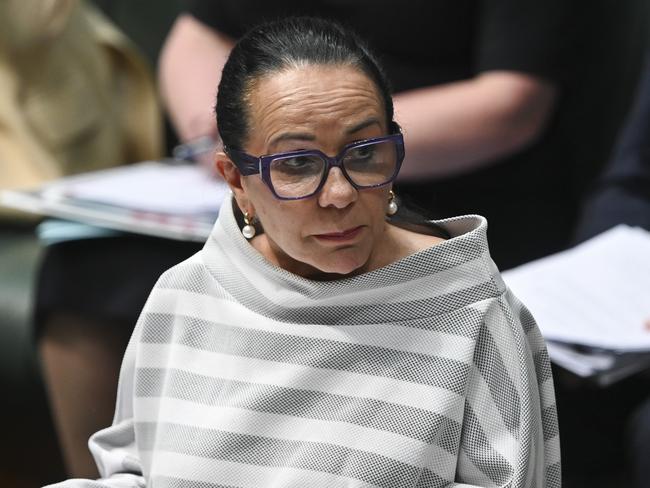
[269,139,399,198]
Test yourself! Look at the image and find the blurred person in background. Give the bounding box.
[575,50,650,240]
[0,0,163,479]
[570,48,650,488]
[0,0,162,207]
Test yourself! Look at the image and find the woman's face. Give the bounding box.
[219,64,395,279]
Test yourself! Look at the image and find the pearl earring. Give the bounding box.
[242,211,256,239]
[387,190,398,216]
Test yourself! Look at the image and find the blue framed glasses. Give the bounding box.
[225,129,405,200]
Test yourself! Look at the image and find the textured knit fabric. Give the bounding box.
[46,199,560,488]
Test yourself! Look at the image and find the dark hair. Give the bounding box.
[215,16,395,151]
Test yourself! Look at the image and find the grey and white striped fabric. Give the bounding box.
[47,198,560,488]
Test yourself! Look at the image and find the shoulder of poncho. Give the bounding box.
[152,249,213,291]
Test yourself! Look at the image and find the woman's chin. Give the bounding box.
[308,253,370,279]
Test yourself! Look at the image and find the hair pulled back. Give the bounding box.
[215,16,394,151]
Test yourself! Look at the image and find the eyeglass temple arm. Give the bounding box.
[224,148,260,176]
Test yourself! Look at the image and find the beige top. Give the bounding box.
[0,0,163,219]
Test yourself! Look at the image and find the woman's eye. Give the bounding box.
[284,156,312,167]
[274,155,322,174]
[348,146,375,160]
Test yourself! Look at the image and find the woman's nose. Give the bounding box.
[317,167,357,209]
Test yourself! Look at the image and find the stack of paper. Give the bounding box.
[502,225,650,385]
[1,161,229,241]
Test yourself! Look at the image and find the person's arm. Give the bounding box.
[158,13,235,144]
[395,71,557,181]
[452,290,560,487]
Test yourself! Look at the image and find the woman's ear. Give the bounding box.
[215,151,253,214]
[215,151,242,190]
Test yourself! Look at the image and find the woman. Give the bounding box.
[47,17,559,488]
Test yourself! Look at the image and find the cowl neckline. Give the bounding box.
[202,197,504,306]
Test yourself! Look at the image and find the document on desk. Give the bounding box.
[0,161,229,241]
[502,225,650,352]
[41,161,228,215]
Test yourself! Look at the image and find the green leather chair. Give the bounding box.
[0,225,65,485]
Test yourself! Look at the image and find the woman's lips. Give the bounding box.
[314,225,364,242]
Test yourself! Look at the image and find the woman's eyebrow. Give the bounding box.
[268,132,316,148]
[345,117,382,134]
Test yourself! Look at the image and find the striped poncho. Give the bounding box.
[48,199,560,488]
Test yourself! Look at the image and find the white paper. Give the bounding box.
[503,225,650,351]
[1,161,229,241]
[42,161,228,215]
[545,342,616,377]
